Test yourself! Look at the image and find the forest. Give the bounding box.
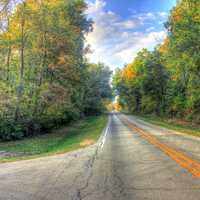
[0,0,112,140]
[113,0,200,122]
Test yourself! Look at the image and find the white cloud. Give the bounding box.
[158,12,168,18]
[114,31,167,65]
[116,20,138,29]
[131,11,168,23]
[137,12,156,21]
[146,26,155,32]
[85,0,167,70]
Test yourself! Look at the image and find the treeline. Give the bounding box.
[113,0,200,122]
[0,0,111,140]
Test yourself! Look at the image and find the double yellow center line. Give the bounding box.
[120,116,200,179]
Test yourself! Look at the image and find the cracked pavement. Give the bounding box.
[1,113,200,200]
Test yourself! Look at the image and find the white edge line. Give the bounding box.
[99,116,110,150]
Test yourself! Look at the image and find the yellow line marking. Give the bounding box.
[119,116,200,178]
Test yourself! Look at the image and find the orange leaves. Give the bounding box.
[122,64,136,80]
[171,1,186,24]
[48,63,55,70]
[113,102,122,111]
[159,37,169,55]
[57,55,65,65]
[173,10,183,23]
[1,32,11,40]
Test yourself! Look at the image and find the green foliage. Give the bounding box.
[0,115,107,162]
[113,49,168,115]
[141,96,157,114]
[0,0,111,140]
[0,118,24,141]
[83,63,112,115]
[113,0,200,122]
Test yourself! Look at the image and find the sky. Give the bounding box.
[85,0,177,70]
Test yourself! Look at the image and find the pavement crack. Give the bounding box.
[72,145,100,200]
[40,154,78,200]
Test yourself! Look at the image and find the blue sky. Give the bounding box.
[85,0,177,70]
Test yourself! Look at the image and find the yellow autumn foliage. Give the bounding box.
[122,64,136,80]
[58,55,66,65]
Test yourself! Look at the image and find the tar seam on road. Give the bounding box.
[118,115,200,179]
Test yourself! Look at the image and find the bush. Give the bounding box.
[141,96,157,114]
[170,95,186,117]
[0,118,25,141]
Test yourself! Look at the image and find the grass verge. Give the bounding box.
[137,115,200,137]
[0,115,107,163]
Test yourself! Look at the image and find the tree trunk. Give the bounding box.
[15,3,26,121]
[6,46,11,81]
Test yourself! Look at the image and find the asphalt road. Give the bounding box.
[1,113,200,200]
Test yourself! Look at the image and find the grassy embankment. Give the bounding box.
[137,115,200,137]
[0,115,107,163]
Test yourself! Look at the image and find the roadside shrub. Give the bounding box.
[0,119,24,141]
[141,96,157,114]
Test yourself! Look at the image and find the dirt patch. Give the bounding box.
[167,118,200,129]
[0,151,25,159]
[80,139,95,147]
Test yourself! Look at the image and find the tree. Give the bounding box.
[164,0,200,117]
[113,49,168,115]
[0,0,111,140]
[83,62,112,115]
[113,0,200,122]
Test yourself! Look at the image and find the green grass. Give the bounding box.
[137,115,200,137]
[0,115,107,163]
